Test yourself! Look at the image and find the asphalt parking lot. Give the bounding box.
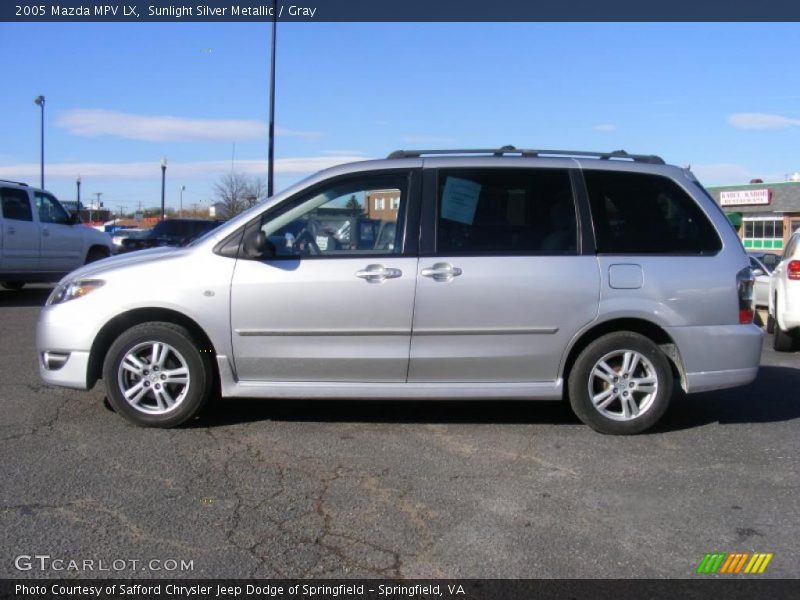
[0,285,798,579]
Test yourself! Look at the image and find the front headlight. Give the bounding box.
[47,279,105,306]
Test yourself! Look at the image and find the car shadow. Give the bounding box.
[190,397,580,428]
[185,365,800,432]
[0,286,52,308]
[653,365,800,432]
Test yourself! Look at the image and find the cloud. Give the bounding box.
[728,113,800,130]
[322,149,363,156]
[593,124,616,132]
[400,134,454,144]
[56,109,322,142]
[691,163,750,185]
[0,155,367,181]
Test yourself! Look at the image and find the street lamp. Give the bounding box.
[76,175,82,217]
[34,95,45,189]
[267,0,277,197]
[160,157,168,220]
[179,185,186,217]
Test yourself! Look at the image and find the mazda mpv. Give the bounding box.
[37,147,763,434]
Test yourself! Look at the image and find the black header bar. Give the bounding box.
[3,0,800,22]
[2,579,800,600]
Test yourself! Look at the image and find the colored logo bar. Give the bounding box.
[696,552,773,574]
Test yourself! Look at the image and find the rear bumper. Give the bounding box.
[666,323,763,393]
[685,367,759,393]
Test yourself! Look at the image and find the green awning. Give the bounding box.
[726,212,743,229]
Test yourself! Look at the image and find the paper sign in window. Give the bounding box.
[441,177,481,225]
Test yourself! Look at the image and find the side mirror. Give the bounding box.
[752,268,764,277]
[242,228,275,260]
[68,211,82,225]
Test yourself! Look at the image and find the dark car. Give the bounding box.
[120,219,223,253]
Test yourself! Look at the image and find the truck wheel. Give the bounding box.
[86,247,110,264]
[102,322,213,427]
[568,332,673,435]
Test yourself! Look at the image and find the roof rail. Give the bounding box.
[0,179,28,186]
[387,145,665,165]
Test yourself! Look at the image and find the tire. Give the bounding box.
[1,282,25,291]
[568,332,673,435]
[766,312,775,334]
[86,247,110,264]
[773,325,794,352]
[772,300,794,352]
[102,322,213,427]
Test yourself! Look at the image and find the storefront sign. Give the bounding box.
[720,189,770,206]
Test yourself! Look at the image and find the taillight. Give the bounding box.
[736,267,755,324]
[788,260,800,281]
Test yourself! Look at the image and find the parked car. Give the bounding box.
[119,219,223,253]
[747,252,774,308]
[36,147,762,434]
[1,179,112,290]
[111,229,148,254]
[767,231,800,351]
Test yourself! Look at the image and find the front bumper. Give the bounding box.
[39,350,91,389]
[36,302,100,390]
[666,323,763,393]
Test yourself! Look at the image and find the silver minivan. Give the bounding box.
[36,148,763,434]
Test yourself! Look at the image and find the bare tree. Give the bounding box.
[243,176,268,210]
[214,172,270,218]
[213,171,252,218]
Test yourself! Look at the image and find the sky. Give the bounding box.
[1,22,800,215]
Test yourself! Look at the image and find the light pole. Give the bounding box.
[160,157,168,220]
[76,175,82,218]
[92,192,102,223]
[267,0,277,197]
[179,185,186,217]
[34,95,45,189]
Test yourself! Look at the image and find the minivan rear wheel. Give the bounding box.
[102,322,213,427]
[568,332,673,435]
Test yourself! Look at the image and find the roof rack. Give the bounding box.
[387,145,665,165]
[0,179,28,186]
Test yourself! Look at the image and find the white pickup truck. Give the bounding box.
[0,179,112,290]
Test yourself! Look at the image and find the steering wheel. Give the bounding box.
[293,226,321,256]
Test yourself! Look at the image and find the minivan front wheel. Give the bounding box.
[568,332,673,435]
[102,322,212,427]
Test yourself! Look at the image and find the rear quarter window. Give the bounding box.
[584,170,721,255]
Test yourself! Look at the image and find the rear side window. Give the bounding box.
[585,171,721,255]
[1,188,33,222]
[436,168,577,256]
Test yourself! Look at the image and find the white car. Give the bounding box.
[747,254,773,308]
[767,231,800,351]
[0,180,112,289]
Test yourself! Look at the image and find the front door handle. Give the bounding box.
[421,262,463,282]
[355,264,402,283]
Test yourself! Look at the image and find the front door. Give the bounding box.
[0,187,40,272]
[231,171,420,382]
[35,192,84,272]
[409,166,600,383]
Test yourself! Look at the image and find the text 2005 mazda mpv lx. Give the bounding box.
[37,147,763,434]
